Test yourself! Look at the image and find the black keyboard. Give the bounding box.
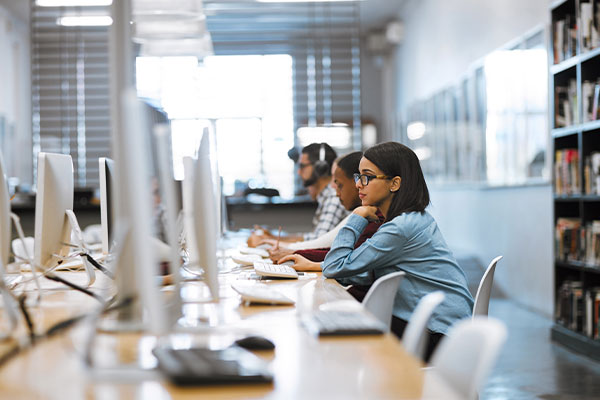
[301,310,387,336]
[152,346,273,386]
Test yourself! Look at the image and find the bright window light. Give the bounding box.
[414,146,432,161]
[136,54,295,198]
[37,0,112,6]
[297,126,352,148]
[407,121,426,140]
[57,15,113,26]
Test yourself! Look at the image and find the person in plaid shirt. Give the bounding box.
[247,142,348,246]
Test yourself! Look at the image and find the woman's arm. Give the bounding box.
[287,214,350,250]
[322,214,406,280]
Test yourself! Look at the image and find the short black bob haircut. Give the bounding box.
[363,142,430,220]
[336,151,362,179]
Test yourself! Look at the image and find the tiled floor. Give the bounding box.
[481,298,600,400]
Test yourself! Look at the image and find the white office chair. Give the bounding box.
[362,271,405,330]
[422,317,508,400]
[402,291,445,361]
[472,256,502,318]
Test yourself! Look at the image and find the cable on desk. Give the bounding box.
[0,296,134,369]
[82,253,114,280]
[43,272,105,304]
[17,294,35,344]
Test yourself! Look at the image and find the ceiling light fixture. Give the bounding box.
[37,0,112,6]
[57,15,113,26]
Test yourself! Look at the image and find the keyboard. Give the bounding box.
[3,274,23,289]
[301,310,387,336]
[152,346,273,386]
[253,261,298,279]
[231,282,295,305]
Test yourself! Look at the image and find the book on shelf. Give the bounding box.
[553,13,578,63]
[554,149,580,195]
[584,152,600,194]
[556,281,600,339]
[580,1,599,52]
[555,79,578,127]
[555,217,582,263]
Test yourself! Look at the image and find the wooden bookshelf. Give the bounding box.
[551,0,600,360]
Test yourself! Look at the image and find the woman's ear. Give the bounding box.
[390,176,401,193]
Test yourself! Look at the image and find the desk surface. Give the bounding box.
[0,267,427,399]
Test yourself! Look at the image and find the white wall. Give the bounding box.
[428,185,553,316]
[0,4,30,185]
[390,0,555,316]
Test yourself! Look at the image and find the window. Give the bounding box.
[136,54,295,198]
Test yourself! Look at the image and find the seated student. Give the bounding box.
[274,151,383,272]
[319,142,474,361]
[247,142,348,246]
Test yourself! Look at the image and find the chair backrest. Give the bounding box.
[362,271,405,329]
[402,291,445,361]
[472,255,503,318]
[426,317,507,399]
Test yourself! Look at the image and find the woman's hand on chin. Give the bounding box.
[353,206,379,222]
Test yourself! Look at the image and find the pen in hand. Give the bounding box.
[275,226,282,249]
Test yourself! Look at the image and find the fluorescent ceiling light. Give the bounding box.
[407,121,426,140]
[257,0,362,2]
[57,15,113,26]
[37,0,112,6]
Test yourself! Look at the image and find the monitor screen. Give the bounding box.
[33,152,74,270]
[99,157,115,254]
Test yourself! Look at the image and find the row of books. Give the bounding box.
[556,280,600,339]
[555,218,600,265]
[555,149,580,195]
[582,80,600,123]
[580,1,600,53]
[555,79,578,128]
[553,13,577,64]
[584,152,600,194]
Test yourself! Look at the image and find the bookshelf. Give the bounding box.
[551,0,600,361]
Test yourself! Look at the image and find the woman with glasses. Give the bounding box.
[320,141,474,361]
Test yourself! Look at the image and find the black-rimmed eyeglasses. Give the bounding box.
[353,173,393,186]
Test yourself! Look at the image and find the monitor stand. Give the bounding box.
[65,209,96,287]
[10,212,42,298]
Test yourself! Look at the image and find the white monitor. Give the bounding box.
[106,90,170,334]
[192,131,219,301]
[34,152,74,270]
[0,152,10,268]
[99,157,115,254]
[34,152,95,287]
[181,156,198,265]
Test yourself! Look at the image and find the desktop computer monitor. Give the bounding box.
[0,152,10,269]
[192,131,219,301]
[99,157,115,255]
[182,156,198,265]
[34,152,75,270]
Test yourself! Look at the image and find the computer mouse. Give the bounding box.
[234,335,275,350]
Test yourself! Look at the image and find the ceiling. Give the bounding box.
[0,0,407,33]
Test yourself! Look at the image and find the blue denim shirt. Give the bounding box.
[322,212,474,334]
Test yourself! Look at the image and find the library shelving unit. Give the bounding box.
[551,0,600,361]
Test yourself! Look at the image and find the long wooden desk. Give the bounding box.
[0,266,429,399]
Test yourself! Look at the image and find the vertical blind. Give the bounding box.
[30,1,362,189]
[205,0,362,145]
[31,2,111,188]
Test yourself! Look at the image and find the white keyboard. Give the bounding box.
[3,275,23,289]
[253,261,298,279]
[238,246,269,258]
[231,254,266,266]
[231,282,295,305]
